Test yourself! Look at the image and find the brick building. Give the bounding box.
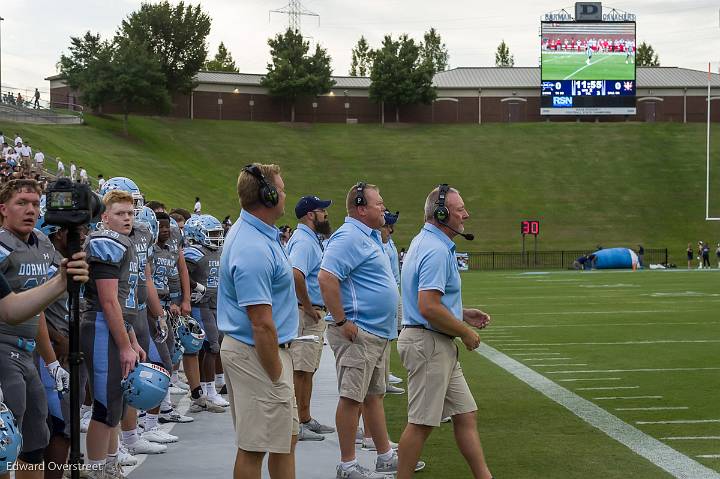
[47,66,720,123]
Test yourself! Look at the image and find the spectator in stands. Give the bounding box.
[20,142,31,171]
[686,243,693,269]
[97,174,105,191]
[33,88,41,109]
[16,93,23,106]
[33,149,45,172]
[69,162,77,181]
[79,166,88,184]
[193,196,201,214]
[14,133,22,146]
[0,132,4,145]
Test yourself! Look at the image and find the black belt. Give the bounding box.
[403,324,455,340]
[279,341,293,349]
[298,303,327,311]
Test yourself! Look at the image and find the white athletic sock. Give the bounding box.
[106,453,118,466]
[161,391,172,411]
[215,373,225,387]
[171,371,179,383]
[88,459,106,468]
[145,413,159,431]
[121,429,138,446]
[340,459,358,470]
[80,404,92,416]
[200,382,209,396]
[378,449,394,461]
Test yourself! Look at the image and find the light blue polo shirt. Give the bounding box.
[287,223,324,306]
[217,209,298,345]
[401,223,462,330]
[321,217,398,340]
[383,237,400,287]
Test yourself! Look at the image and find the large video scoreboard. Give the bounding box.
[540,21,636,115]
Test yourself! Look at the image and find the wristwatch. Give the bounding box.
[335,318,347,327]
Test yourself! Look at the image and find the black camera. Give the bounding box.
[44,178,104,226]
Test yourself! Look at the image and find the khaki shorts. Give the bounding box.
[220,335,299,454]
[397,327,477,427]
[289,307,327,372]
[327,324,389,402]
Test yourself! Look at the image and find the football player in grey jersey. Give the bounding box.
[184,215,227,410]
[81,190,145,478]
[0,179,72,477]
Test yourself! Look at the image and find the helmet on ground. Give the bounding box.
[0,402,22,473]
[121,363,171,410]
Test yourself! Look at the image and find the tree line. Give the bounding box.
[59,2,661,128]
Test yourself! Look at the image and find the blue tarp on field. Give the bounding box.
[593,247,637,269]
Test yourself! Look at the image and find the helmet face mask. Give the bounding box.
[174,315,205,353]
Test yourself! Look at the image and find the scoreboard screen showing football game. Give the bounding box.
[540,21,636,115]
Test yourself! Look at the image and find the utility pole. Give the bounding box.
[269,0,319,33]
[0,17,4,97]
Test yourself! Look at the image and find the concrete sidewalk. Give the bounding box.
[127,344,384,479]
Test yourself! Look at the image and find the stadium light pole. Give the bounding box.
[0,16,4,97]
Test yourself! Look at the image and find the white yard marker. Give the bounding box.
[546,367,720,374]
[490,321,719,329]
[511,340,720,346]
[512,352,562,356]
[577,386,640,391]
[476,343,720,479]
[619,407,690,411]
[697,455,720,459]
[663,436,720,440]
[536,363,588,367]
[559,378,623,382]
[501,347,550,351]
[637,419,720,425]
[595,396,663,400]
[524,358,574,361]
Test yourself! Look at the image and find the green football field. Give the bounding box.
[542,52,635,80]
[385,269,720,478]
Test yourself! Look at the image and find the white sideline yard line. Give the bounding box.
[475,344,720,479]
[510,340,720,346]
[546,367,720,374]
[524,357,574,361]
[559,377,622,382]
[501,347,550,351]
[663,437,720,440]
[577,386,640,391]
[595,396,663,400]
[619,407,690,411]
[490,321,719,329]
[697,455,720,459]
[511,352,562,356]
[536,363,588,367]
[497,309,709,316]
[637,420,720,425]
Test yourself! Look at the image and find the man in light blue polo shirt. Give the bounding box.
[396,184,493,479]
[320,183,422,479]
[287,195,336,441]
[218,163,299,479]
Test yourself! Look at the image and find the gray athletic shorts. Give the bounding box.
[81,311,127,427]
[192,306,220,354]
[128,307,150,354]
[0,340,50,452]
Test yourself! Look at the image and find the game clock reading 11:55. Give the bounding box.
[521,220,540,236]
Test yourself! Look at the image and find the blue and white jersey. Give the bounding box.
[0,228,57,338]
[184,243,221,308]
[82,229,138,319]
[286,223,324,306]
[320,217,398,340]
[401,223,462,330]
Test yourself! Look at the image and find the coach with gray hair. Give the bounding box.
[396,184,494,479]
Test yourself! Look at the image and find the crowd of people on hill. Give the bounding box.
[1,88,42,109]
[688,241,719,269]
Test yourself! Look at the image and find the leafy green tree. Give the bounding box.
[495,40,514,67]
[350,36,373,76]
[118,1,211,94]
[369,34,436,124]
[261,28,335,122]
[635,42,659,66]
[59,32,115,111]
[420,27,449,73]
[205,42,239,72]
[112,38,171,136]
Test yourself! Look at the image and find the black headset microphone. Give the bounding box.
[434,184,474,241]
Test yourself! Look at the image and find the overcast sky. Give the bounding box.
[1,0,718,96]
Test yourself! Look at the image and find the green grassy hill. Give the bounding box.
[2,115,719,262]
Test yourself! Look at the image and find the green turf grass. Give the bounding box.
[542,52,635,80]
[384,269,720,478]
[2,116,719,264]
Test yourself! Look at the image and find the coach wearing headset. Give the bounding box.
[395,184,494,479]
[319,183,423,478]
[217,163,299,479]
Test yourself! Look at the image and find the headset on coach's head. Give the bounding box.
[243,164,279,208]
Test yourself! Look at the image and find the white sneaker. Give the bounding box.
[361,437,398,451]
[80,410,92,433]
[104,462,126,479]
[171,380,190,391]
[123,437,167,455]
[189,394,226,413]
[159,409,194,424]
[385,384,405,395]
[168,385,187,395]
[441,416,452,423]
[207,393,230,407]
[118,445,138,466]
[142,426,179,444]
[388,373,403,385]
